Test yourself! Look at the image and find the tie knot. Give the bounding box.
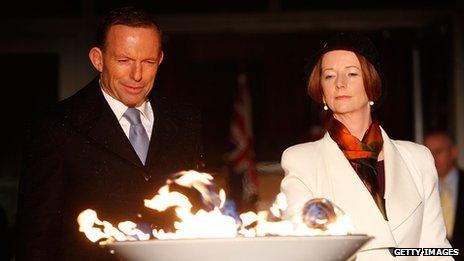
[123,108,142,125]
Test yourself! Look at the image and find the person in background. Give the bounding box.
[424,132,463,249]
[16,7,202,260]
[280,32,451,260]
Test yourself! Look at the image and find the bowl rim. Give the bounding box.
[108,234,373,246]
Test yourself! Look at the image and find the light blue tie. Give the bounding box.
[123,108,149,165]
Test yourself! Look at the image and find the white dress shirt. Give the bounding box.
[100,87,154,140]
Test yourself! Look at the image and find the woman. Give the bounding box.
[280,33,451,260]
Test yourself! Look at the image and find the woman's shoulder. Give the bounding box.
[390,139,437,182]
[283,139,324,155]
[281,139,324,164]
[380,127,431,159]
[391,139,433,161]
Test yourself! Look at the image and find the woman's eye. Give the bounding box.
[348,73,358,77]
[324,75,334,79]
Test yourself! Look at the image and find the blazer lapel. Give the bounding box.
[382,129,422,231]
[70,78,144,169]
[145,98,179,174]
[321,133,397,250]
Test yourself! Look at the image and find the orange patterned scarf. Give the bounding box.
[327,117,387,220]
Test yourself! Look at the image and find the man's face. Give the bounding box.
[89,24,163,107]
[424,134,458,179]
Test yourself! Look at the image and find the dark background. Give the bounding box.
[0,1,463,259]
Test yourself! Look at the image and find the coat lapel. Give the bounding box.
[145,98,179,174]
[321,133,397,250]
[70,78,144,169]
[382,128,422,231]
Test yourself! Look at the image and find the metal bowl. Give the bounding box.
[107,234,372,261]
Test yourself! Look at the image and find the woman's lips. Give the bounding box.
[335,95,351,100]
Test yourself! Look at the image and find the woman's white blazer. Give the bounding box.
[281,129,452,260]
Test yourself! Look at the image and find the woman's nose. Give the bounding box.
[335,75,346,89]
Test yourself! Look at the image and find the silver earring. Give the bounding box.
[323,104,328,111]
[369,101,374,106]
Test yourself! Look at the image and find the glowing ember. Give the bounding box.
[77,170,354,245]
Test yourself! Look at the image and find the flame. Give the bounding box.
[144,185,192,212]
[78,170,354,244]
[219,189,226,209]
[77,209,137,244]
[153,208,238,239]
[118,221,150,241]
[269,192,287,218]
[77,209,108,243]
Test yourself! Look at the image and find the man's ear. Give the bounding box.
[89,47,104,72]
[451,146,459,161]
[158,50,164,66]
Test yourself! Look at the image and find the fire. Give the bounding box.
[77,209,126,243]
[118,221,150,241]
[143,185,192,212]
[153,208,238,240]
[269,192,287,218]
[77,209,108,243]
[77,170,354,245]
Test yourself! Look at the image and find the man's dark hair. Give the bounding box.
[95,6,162,49]
[424,131,456,146]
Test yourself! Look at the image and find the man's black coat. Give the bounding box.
[16,78,202,260]
[451,169,464,259]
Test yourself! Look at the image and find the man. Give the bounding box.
[424,132,463,249]
[16,7,202,260]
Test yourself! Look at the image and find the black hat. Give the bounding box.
[306,32,385,109]
[308,32,381,76]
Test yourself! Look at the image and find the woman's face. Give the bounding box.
[320,50,369,116]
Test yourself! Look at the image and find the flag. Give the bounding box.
[229,73,258,206]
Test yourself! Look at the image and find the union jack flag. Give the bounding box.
[229,73,258,204]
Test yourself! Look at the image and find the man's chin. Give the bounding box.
[121,98,145,108]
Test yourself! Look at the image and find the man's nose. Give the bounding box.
[130,63,143,82]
